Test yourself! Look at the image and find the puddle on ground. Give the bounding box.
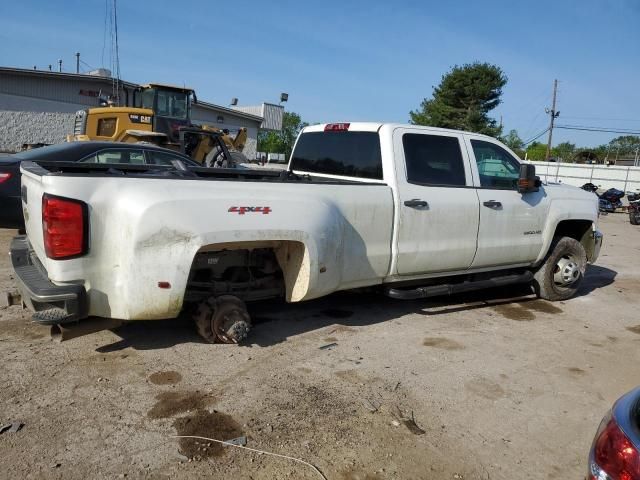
[491,304,535,321]
[465,378,506,400]
[149,371,182,385]
[523,300,563,314]
[147,391,215,419]
[322,309,354,319]
[626,325,640,335]
[173,410,243,459]
[422,337,464,350]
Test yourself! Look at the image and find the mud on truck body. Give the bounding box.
[12,123,602,343]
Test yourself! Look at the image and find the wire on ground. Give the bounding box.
[171,435,327,480]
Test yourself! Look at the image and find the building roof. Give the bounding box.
[0,66,138,88]
[0,66,264,124]
[195,100,263,123]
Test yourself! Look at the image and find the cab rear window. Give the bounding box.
[290,131,383,180]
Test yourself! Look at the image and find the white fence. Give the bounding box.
[530,161,640,193]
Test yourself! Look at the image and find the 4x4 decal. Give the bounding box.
[228,206,272,215]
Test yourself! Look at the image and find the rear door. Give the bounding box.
[465,136,550,267]
[393,128,480,275]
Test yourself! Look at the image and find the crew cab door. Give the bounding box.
[465,136,550,268]
[393,128,480,275]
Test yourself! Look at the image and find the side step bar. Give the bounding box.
[385,271,533,300]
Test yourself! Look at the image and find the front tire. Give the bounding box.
[533,237,587,301]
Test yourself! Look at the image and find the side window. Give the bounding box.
[80,149,145,164]
[471,140,520,189]
[147,151,186,165]
[402,133,466,186]
[97,118,117,137]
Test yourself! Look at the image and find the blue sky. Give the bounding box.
[1,0,639,147]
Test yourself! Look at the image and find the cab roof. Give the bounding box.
[302,122,496,139]
[141,83,194,93]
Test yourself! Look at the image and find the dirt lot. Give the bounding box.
[1,214,639,480]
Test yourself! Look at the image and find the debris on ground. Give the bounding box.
[319,342,337,350]
[0,421,24,434]
[224,436,247,447]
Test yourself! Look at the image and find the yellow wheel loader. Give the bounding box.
[68,83,248,166]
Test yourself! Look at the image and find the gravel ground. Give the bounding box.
[1,213,639,480]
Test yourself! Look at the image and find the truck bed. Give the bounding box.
[26,161,382,185]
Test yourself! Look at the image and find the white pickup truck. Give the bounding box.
[11,123,602,343]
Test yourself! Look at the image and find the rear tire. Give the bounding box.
[532,237,587,301]
[630,211,639,225]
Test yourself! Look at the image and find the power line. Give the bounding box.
[555,125,640,135]
[559,115,640,123]
[523,127,550,145]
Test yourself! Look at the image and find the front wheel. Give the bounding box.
[532,237,587,301]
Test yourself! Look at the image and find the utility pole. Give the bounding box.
[58,59,62,72]
[545,79,560,161]
[75,52,80,74]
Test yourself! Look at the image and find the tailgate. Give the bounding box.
[20,162,48,262]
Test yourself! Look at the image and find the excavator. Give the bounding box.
[68,83,248,166]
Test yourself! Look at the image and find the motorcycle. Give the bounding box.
[581,184,625,213]
[629,196,640,225]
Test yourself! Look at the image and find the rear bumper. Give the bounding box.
[10,235,87,324]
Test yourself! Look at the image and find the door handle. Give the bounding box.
[404,199,429,208]
[483,200,502,209]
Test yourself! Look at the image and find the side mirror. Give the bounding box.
[518,164,540,193]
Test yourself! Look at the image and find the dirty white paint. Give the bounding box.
[20,123,599,321]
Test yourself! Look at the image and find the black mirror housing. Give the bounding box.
[518,164,539,193]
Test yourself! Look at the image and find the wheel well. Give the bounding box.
[553,220,592,242]
[184,241,309,304]
[552,219,594,259]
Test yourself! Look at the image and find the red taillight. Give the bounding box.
[42,194,88,259]
[590,417,640,480]
[0,172,11,184]
[324,123,350,132]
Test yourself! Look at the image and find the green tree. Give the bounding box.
[409,62,507,137]
[525,141,547,161]
[257,111,308,160]
[501,129,525,157]
[552,141,576,162]
[607,135,640,157]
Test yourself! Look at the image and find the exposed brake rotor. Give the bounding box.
[193,295,251,344]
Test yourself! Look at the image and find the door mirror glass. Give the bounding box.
[518,164,540,193]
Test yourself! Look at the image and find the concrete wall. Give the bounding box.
[530,161,640,192]
[0,110,75,152]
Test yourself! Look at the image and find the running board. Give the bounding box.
[385,271,533,300]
